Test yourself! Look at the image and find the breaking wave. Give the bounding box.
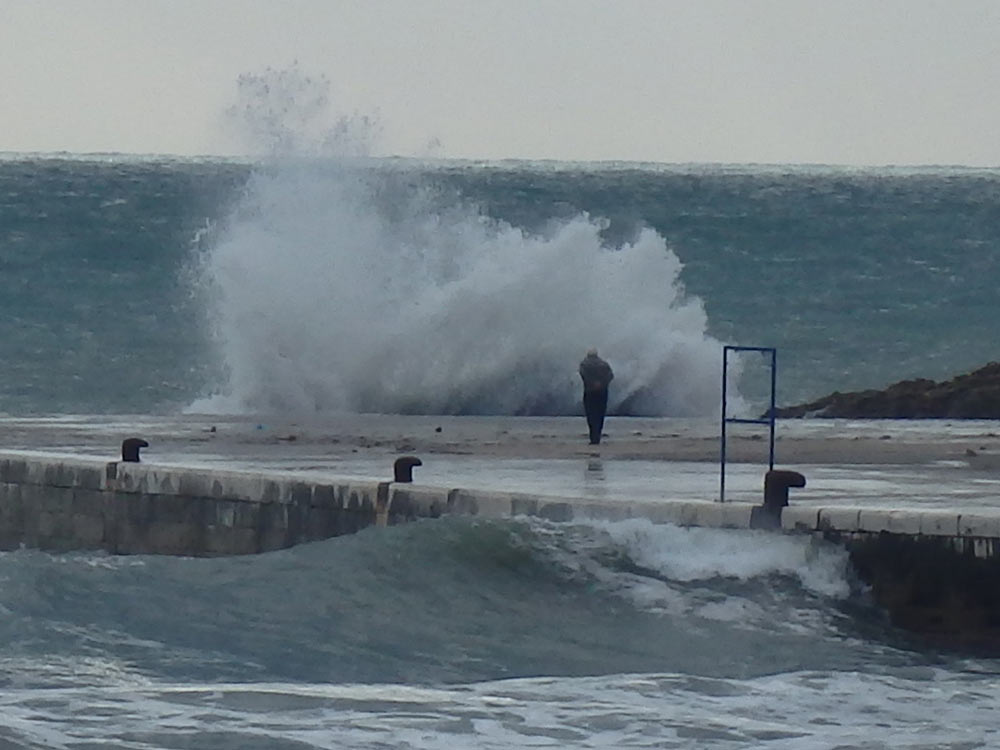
[190,161,730,416]
[190,67,732,416]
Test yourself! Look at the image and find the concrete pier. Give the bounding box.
[4,425,1000,647]
[4,450,1000,557]
[0,451,764,555]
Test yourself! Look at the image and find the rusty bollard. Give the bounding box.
[751,469,806,529]
[393,455,422,482]
[121,437,149,463]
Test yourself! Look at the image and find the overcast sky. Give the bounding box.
[2,0,999,165]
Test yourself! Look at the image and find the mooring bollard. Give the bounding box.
[121,437,149,463]
[751,469,806,529]
[393,455,422,483]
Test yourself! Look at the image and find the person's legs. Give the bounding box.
[584,389,608,444]
[584,391,598,443]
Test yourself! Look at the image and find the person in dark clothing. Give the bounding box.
[579,348,614,445]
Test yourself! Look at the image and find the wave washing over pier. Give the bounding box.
[2,152,1000,747]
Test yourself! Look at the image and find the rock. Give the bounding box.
[774,362,1000,419]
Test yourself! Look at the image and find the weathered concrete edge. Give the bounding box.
[4,451,1000,554]
[388,483,757,529]
[780,503,1000,559]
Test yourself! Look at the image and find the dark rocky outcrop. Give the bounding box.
[774,362,1000,419]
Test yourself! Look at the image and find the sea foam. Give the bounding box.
[190,161,730,416]
[595,518,851,599]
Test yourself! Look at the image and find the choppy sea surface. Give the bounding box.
[3,516,1000,749]
[3,155,1000,747]
[2,156,999,417]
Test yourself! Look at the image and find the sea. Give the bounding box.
[2,154,1000,748]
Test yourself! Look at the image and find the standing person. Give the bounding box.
[579,348,614,445]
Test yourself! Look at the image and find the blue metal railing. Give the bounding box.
[720,345,776,502]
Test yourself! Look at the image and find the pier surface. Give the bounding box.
[3,412,1000,502]
[3,413,1000,541]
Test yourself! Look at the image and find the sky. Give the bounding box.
[2,0,999,166]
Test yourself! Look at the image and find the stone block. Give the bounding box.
[122,494,157,525]
[507,494,540,517]
[919,511,961,537]
[388,485,449,521]
[142,522,201,556]
[858,509,894,533]
[212,501,238,528]
[115,467,179,496]
[71,513,106,546]
[177,472,213,499]
[447,489,512,518]
[688,502,724,527]
[110,464,147,494]
[37,487,75,514]
[718,502,755,529]
[73,466,105,491]
[0,458,28,484]
[258,502,290,537]
[19,456,96,488]
[303,507,342,541]
[958,513,1000,538]
[43,463,74,488]
[204,526,258,556]
[0,483,24,520]
[359,482,387,509]
[22,457,105,490]
[114,521,148,555]
[685,501,753,529]
[312,484,337,508]
[289,482,313,506]
[677,501,711,527]
[818,507,861,532]
[36,510,85,548]
[640,501,698,526]
[781,505,821,532]
[344,486,376,513]
[21,459,45,485]
[72,488,107,517]
[36,511,58,538]
[971,538,999,558]
[882,511,923,535]
[147,470,176,496]
[212,472,266,502]
[261,481,281,503]
[535,501,574,522]
[232,501,260,529]
[146,495,202,525]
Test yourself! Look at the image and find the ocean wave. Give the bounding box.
[0,517,881,688]
[190,162,731,417]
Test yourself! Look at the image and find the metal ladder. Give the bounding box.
[720,345,776,502]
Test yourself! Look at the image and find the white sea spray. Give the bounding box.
[191,162,731,416]
[189,67,734,416]
[595,518,852,598]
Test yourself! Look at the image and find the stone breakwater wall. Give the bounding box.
[4,452,1000,556]
[782,504,1000,644]
[6,451,1000,644]
[4,451,1000,558]
[0,453,384,555]
[0,452,761,556]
